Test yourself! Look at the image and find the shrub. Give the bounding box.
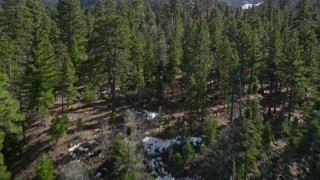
[203,120,218,145]
[281,120,290,136]
[200,143,206,152]
[127,126,132,137]
[182,142,195,161]
[37,154,54,180]
[172,152,184,173]
[76,118,84,131]
[116,93,125,104]
[164,127,176,139]
[109,112,117,122]
[83,86,94,103]
[49,114,69,143]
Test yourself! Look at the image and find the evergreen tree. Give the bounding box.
[297,99,320,178]
[153,28,167,105]
[88,14,130,113]
[218,38,240,123]
[266,15,282,117]
[25,26,57,122]
[129,32,146,90]
[143,38,155,87]
[283,31,306,121]
[261,121,274,179]
[208,6,223,84]
[298,25,319,94]
[37,154,55,180]
[49,114,69,143]
[0,73,24,179]
[2,0,33,64]
[111,133,140,179]
[57,0,87,75]
[184,20,211,129]
[237,99,264,179]
[58,43,77,112]
[0,33,14,78]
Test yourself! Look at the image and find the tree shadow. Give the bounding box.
[8,136,53,178]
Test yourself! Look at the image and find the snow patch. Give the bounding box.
[242,2,263,9]
[156,176,175,180]
[142,136,203,179]
[68,140,99,159]
[68,143,81,152]
[143,110,158,120]
[142,136,180,156]
[188,137,202,146]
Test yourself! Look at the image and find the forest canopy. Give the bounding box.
[0,0,319,179]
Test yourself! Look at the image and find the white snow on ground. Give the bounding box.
[142,136,203,179]
[188,137,202,146]
[156,176,175,180]
[68,140,98,159]
[242,2,263,9]
[143,110,158,120]
[142,136,203,156]
[68,143,81,152]
[142,136,181,156]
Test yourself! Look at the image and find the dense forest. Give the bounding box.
[0,0,320,179]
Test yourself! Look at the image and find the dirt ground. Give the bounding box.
[7,87,287,179]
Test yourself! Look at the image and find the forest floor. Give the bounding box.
[7,87,288,179]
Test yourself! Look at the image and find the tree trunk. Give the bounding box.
[273,82,277,114]
[239,78,243,122]
[248,61,254,95]
[288,85,293,122]
[232,156,236,180]
[244,153,247,180]
[109,77,116,113]
[268,76,274,117]
[19,91,26,143]
[22,122,26,143]
[230,89,234,123]
[61,93,64,113]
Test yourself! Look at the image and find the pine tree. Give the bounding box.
[58,43,77,111]
[236,21,252,120]
[297,99,320,179]
[88,13,130,113]
[111,133,140,179]
[218,38,240,123]
[143,38,155,88]
[294,0,316,28]
[57,0,87,75]
[261,121,274,179]
[49,114,69,143]
[0,33,14,78]
[184,20,211,129]
[129,32,146,90]
[1,0,33,111]
[208,6,223,85]
[283,31,306,121]
[298,25,319,94]
[237,99,264,179]
[25,26,57,123]
[3,0,33,64]
[266,15,282,117]
[165,12,183,102]
[0,73,24,179]
[154,28,167,105]
[37,154,55,180]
